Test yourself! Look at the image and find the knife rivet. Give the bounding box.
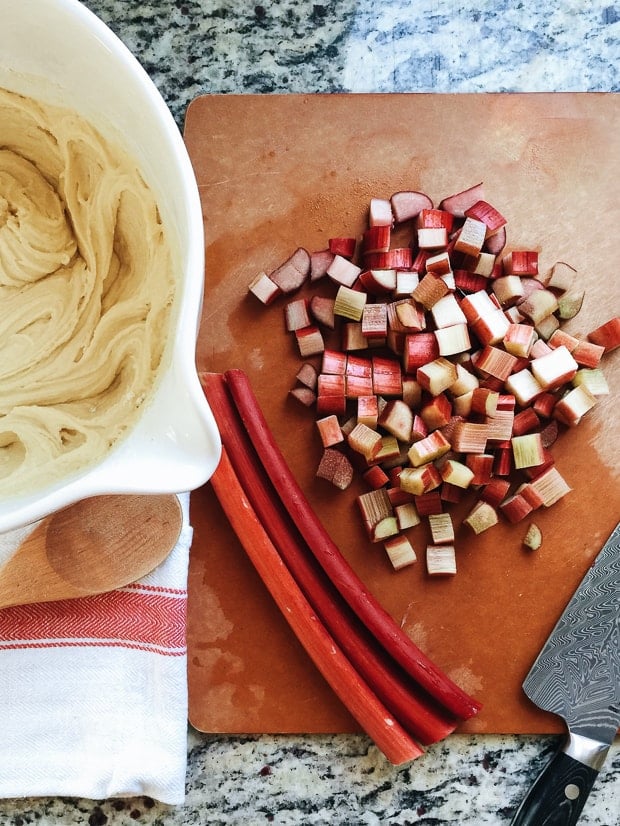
[564,783,580,801]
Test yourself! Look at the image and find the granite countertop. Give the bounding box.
[1,1,618,824]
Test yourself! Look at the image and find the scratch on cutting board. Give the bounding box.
[197,169,286,190]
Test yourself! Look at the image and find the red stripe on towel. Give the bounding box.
[0,588,187,655]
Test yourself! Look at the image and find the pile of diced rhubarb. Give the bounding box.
[248,182,618,572]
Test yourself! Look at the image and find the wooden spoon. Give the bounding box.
[0,494,183,609]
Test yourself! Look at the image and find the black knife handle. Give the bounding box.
[510,750,599,826]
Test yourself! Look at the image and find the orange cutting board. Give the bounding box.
[184,93,620,736]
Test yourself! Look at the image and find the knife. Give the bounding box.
[510,520,620,826]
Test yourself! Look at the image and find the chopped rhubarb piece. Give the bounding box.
[369,197,393,228]
[572,367,609,396]
[403,333,440,373]
[420,393,453,430]
[464,500,498,535]
[363,464,390,489]
[553,385,597,426]
[475,345,518,382]
[500,493,533,523]
[518,289,559,325]
[399,464,442,496]
[295,325,325,357]
[557,290,585,320]
[270,247,311,293]
[516,482,545,510]
[362,226,391,254]
[316,448,354,490]
[309,295,336,329]
[285,297,311,331]
[334,285,367,321]
[411,273,450,309]
[545,261,577,292]
[394,501,421,530]
[402,376,423,408]
[439,182,485,217]
[415,491,443,516]
[346,374,374,399]
[310,249,335,281]
[511,433,545,469]
[528,466,571,506]
[357,395,380,428]
[448,362,480,396]
[393,299,426,331]
[547,329,580,353]
[428,512,455,545]
[417,357,458,396]
[454,270,489,293]
[425,250,452,276]
[411,413,429,441]
[347,423,383,460]
[539,419,559,448]
[426,544,457,576]
[493,446,513,476]
[316,392,346,416]
[372,355,403,396]
[530,345,578,390]
[359,268,397,295]
[484,408,515,443]
[358,489,398,542]
[453,217,487,258]
[440,482,464,504]
[374,436,403,466]
[483,225,507,255]
[394,270,420,297]
[503,323,536,358]
[378,399,413,442]
[460,289,499,324]
[318,373,346,397]
[361,303,388,339]
[450,421,489,454]
[465,453,494,485]
[248,270,281,304]
[587,317,620,352]
[289,386,316,407]
[322,349,347,375]
[492,275,525,307]
[471,309,511,346]
[390,190,434,223]
[431,294,467,329]
[418,208,454,231]
[529,338,553,359]
[384,535,417,571]
[523,523,543,551]
[418,227,448,250]
[316,415,344,448]
[440,459,475,489]
[479,478,511,508]
[464,200,507,236]
[364,249,414,270]
[452,391,473,417]
[534,313,561,342]
[472,252,497,277]
[505,250,539,277]
[295,361,318,389]
[329,237,356,258]
[407,431,451,467]
[346,354,373,378]
[471,387,499,416]
[512,407,541,436]
[327,254,362,287]
[572,339,605,369]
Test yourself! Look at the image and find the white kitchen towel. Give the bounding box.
[0,493,192,805]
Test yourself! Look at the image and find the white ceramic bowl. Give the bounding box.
[0,0,221,531]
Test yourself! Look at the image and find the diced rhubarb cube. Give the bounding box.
[316,448,354,490]
[420,393,453,431]
[329,237,356,258]
[464,200,507,236]
[587,317,620,352]
[348,423,383,460]
[417,357,458,396]
[358,269,397,295]
[384,535,417,571]
[310,295,336,329]
[426,544,457,576]
[463,500,498,534]
[295,325,325,357]
[571,339,605,369]
[248,271,281,304]
[363,464,390,490]
[270,247,311,293]
[474,345,518,382]
[503,323,536,358]
[412,273,450,309]
[284,298,311,331]
[439,181,485,217]
[402,333,440,373]
[357,395,380,429]
[327,254,362,287]
[362,226,391,254]
[453,217,487,258]
[530,345,578,390]
[334,285,367,321]
[399,464,442,495]
[504,250,539,276]
[378,399,413,442]
[407,430,451,467]
[369,197,393,228]
[511,433,546,469]
[372,355,402,396]
[553,385,597,426]
[390,190,434,223]
[310,249,335,281]
[316,415,344,448]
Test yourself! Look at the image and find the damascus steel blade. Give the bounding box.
[522,522,620,746]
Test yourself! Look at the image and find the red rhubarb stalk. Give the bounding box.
[210,447,423,765]
[223,367,482,721]
[201,372,458,745]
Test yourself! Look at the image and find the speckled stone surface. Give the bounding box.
[1,1,618,824]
